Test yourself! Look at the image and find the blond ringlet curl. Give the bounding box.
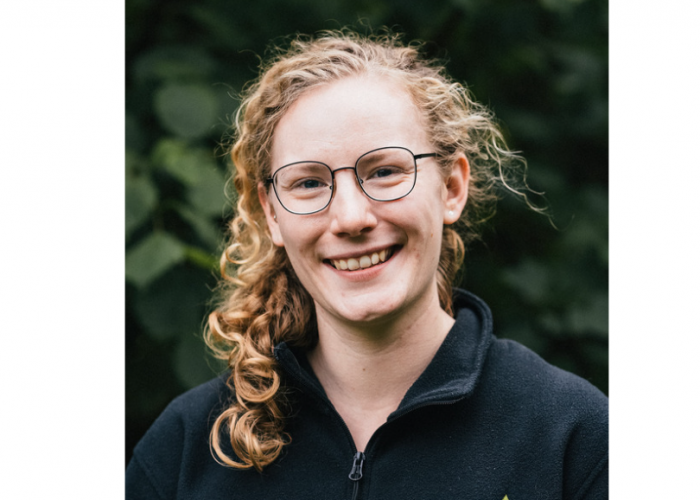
[205,29,546,471]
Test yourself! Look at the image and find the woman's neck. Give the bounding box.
[307,292,455,451]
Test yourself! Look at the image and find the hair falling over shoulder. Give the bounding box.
[205,29,545,471]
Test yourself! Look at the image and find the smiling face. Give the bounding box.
[259,75,468,329]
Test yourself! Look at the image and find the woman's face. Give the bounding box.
[259,75,468,327]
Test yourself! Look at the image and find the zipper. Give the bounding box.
[349,451,365,500]
[275,347,467,499]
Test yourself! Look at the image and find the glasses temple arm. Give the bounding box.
[414,153,438,160]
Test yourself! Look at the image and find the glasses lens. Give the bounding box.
[356,148,416,201]
[273,162,333,214]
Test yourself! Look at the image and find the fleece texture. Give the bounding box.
[126,289,608,500]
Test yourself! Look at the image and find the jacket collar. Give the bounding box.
[274,288,494,414]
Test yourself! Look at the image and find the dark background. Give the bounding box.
[126,0,608,465]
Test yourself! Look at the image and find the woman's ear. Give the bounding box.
[258,183,285,247]
[443,154,470,225]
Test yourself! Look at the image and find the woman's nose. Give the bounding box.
[328,170,377,237]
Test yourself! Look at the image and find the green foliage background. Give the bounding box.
[126,0,608,464]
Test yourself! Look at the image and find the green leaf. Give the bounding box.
[125,148,148,176]
[187,164,228,217]
[177,206,221,249]
[501,258,551,305]
[154,83,218,139]
[538,311,564,335]
[133,265,211,341]
[126,112,147,152]
[500,323,547,353]
[564,293,608,337]
[184,245,219,271]
[133,46,215,82]
[538,0,586,13]
[560,199,608,263]
[125,174,157,239]
[174,334,224,389]
[126,232,186,288]
[151,138,218,186]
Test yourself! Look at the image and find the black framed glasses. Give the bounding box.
[266,146,437,215]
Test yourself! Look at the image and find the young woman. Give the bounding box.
[126,31,608,499]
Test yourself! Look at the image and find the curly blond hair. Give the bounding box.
[205,29,540,471]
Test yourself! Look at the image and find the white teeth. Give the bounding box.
[331,248,393,271]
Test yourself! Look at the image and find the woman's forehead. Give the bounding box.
[270,75,429,166]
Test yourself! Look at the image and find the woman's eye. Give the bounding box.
[369,166,398,178]
[303,180,320,188]
[293,178,326,189]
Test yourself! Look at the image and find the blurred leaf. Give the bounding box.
[184,246,220,271]
[126,173,157,239]
[126,232,186,288]
[538,311,563,335]
[551,46,602,97]
[500,323,547,353]
[581,186,608,216]
[538,0,586,13]
[177,205,221,249]
[526,162,565,194]
[501,45,548,76]
[579,342,609,367]
[189,5,253,49]
[126,148,149,176]
[564,292,608,337]
[561,217,603,251]
[501,258,551,305]
[174,334,223,389]
[210,83,242,135]
[560,189,608,262]
[500,109,552,143]
[450,0,487,14]
[154,83,218,139]
[133,46,216,82]
[133,266,211,341]
[151,138,217,186]
[187,164,227,216]
[126,112,147,152]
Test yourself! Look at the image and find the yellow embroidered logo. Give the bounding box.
[502,496,509,500]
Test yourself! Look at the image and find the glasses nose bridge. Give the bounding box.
[330,164,364,190]
[328,163,370,206]
[331,164,359,176]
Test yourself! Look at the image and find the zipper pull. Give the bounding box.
[349,451,365,481]
[349,452,365,500]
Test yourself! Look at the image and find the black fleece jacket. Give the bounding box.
[126,289,608,499]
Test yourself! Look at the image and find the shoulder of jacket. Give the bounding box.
[127,374,230,497]
[165,373,231,418]
[485,338,608,416]
[132,373,230,457]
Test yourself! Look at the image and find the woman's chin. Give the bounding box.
[315,292,407,327]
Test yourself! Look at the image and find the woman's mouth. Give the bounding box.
[328,246,396,271]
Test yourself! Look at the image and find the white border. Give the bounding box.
[1,1,124,498]
[610,0,700,497]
